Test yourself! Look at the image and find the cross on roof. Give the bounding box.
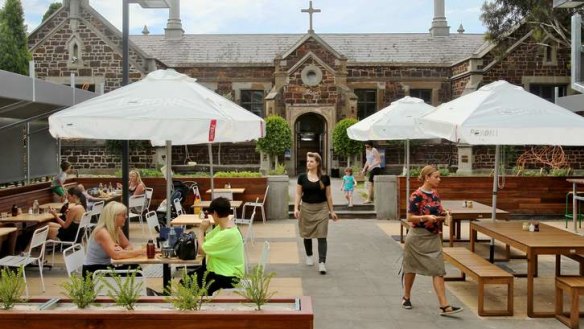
[301,1,321,33]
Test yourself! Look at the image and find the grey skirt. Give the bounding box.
[299,202,329,239]
[402,228,446,276]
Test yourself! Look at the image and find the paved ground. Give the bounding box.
[23,177,574,328]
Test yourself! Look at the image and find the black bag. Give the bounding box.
[173,232,198,260]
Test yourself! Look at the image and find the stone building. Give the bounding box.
[27,0,580,175]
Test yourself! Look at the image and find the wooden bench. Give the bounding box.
[443,247,514,316]
[556,276,584,329]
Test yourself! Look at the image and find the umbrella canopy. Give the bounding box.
[347,96,437,207]
[417,80,584,251]
[49,69,265,222]
[49,69,264,144]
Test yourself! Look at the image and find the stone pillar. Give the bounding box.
[259,151,270,176]
[374,175,397,220]
[456,144,473,175]
[165,0,184,40]
[266,175,289,220]
[430,0,449,36]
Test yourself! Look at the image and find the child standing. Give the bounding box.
[341,167,357,207]
[52,161,73,202]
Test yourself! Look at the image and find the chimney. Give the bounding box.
[429,0,450,36]
[165,0,184,40]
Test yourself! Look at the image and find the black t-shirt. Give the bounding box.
[297,173,330,204]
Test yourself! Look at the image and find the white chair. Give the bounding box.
[235,198,258,246]
[93,269,147,296]
[259,240,270,271]
[47,211,93,266]
[129,194,147,233]
[173,197,184,216]
[63,244,85,277]
[145,210,160,241]
[243,185,269,223]
[91,200,105,219]
[0,225,49,296]
[144,187,154,211]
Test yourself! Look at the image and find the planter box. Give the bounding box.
[0,297,313,329]
[397,176,576,218]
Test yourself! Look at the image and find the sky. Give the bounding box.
[10,0,486,35]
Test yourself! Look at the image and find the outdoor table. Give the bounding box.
[111,252,203,293]
[0,212,55,224]
[190,200,243,209]
[0,227,17,238]
[205,188,246,194]
[39,202,66,210]
[566,179,584,232]
[470,220,584,318]
[0,227,17,256]
[442,200,509,247]
[170,214,235,227]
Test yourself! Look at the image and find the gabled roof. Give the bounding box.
[131,33,487,67]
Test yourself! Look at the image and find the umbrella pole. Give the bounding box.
[166,140,172,226]
[489,145,500,263]
[209,143,215,199]
[405,140,410,212]
[122,141,130,238]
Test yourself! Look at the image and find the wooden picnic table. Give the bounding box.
[442,200,509,247]
[0,212,54,224]
[470,220,584,318]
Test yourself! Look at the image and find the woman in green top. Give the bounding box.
[193,197,244,295]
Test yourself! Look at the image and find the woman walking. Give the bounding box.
[402,165,462,316]
[294,152,338,274]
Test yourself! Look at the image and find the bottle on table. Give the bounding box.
[11,204,18,217]
[146,239,155,259]
[108,182,113,192]
[168,227,177,248]
[33,200,40,215]
[193,196,201,215]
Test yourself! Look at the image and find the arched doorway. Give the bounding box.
[295,113,326,174]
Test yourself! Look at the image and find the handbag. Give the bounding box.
[173,232,198,260]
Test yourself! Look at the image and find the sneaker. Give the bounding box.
[401,297,412,309]
[363,200,372,204]
[348,203,353,208]
[305,255,314,266]
[318,262,326,274]
[439,305,463,316]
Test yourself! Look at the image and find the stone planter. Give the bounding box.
[0,296,313,329]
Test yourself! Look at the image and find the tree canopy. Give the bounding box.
[481,0,582,49]
[255,115,292,168]
[332,118,362,166]
[42,2,62,22]
[0,0,31,75]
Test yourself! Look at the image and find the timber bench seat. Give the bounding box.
[555,276,584,328]
[443,247,514,316]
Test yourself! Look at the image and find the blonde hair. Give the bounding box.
[91,201,127,244]
[418,165,438,182]
[344,167,353,175]
[129,170,143,184]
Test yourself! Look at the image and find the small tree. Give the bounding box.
[332,118,362,167]
[256,115,292,169]
[42,2,62,22]
[0,0,31,75]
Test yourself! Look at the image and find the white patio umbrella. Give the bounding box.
[49,69,265,223]
[347,96,437,208]
[417,80,584,259]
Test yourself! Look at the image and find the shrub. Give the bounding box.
[98,269,144,311]
[0,267,26,310]
[268,163,287,175]
[213,171,262,178]
[234,264,276,311]
[165,271,213,311]
[61,274,98,309]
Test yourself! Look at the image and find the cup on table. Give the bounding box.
[0,212,7,219]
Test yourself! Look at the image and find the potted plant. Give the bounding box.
[234,264,276,311]
[165,271,213,311]
[60,274,98,309]
[0,267,25,310]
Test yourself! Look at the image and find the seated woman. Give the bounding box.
[77,184,103,211]
[129,170,146,196]
[82,201,145,278]
[48,186,87,241]
[192,197,245,296]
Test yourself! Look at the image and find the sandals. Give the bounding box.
[439,305,463,316]
[401,297,412,309]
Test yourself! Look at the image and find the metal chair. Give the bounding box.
[145,210,160,241]
[564,191,584,228]
[47,211,93,266]
[173,197,184,216]
[243,185,269,223]
[144,187,154,211]
[129,194,147,233]
[234,197,258,246]
[0,225,49,296]
[63,243,85,277]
